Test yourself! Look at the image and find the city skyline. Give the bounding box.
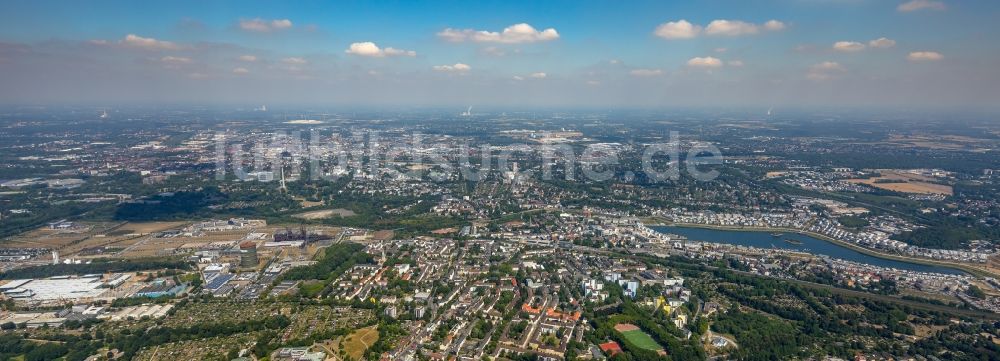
[1,0,999,108]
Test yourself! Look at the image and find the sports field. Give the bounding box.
[614,323,664,352]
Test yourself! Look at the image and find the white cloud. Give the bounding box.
[159,56,192,65]
[508,72,548,80]
[121,34,179,50]
[345,42,416,57]
[706,20,760,36]
[807,61,846,80]
[629,68,664,77]
[687,56,723,68]
[271,19,293,29]
[898,0,946,12]
[238,55,258,62]
[437,23,559,43]
[662,19,784,38]
[383,47,417,57]
[282,57,308,65]
[728,60,744,67]
[433,63,471,72]
[840,37,914,57]
[232,67,249,74]
[908,51,943,61]
[833,41,866,52]
[763,20,786,31]
[345,42,381,57]
[239,18,294,32]
[586,80,601,86]
[868,37,896,49]
[653,20,701,39]
[812,61,846,71]
[436,29,465,42]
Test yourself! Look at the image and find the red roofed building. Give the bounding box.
[545,308,582,322]
[521,304,543,314]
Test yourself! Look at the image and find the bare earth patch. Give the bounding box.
[293,208,357,220]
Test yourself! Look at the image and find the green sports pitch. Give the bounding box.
[620,329,664,351]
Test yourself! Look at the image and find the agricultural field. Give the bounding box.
[846,170,953,195]
[886,134,999,152]
[846,178,953,196]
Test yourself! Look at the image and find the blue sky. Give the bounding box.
[0,0,998,108]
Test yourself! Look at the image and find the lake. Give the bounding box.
[652,225,965,275]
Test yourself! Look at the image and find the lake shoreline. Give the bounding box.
[646,220,992,277]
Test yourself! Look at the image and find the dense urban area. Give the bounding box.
[0,107,998,361]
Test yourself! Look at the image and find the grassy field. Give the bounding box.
[614,323,663,352]
[338,325,379,360]
[621,330,663,351]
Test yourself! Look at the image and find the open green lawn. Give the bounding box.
[621,329,663,351]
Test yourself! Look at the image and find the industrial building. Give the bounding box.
[0,276,106,302]
[133,279,186,298]
[239,241,259,268]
